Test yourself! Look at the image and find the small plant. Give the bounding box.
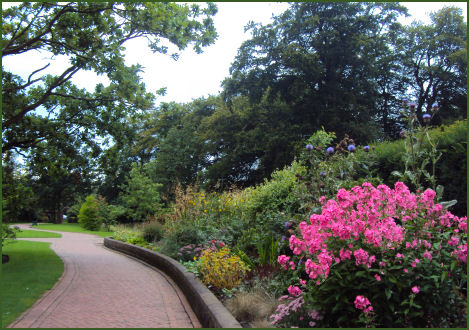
[78,195,100,230]
[393,100,443,191]
[226,289,278,326]
[197,245,250,291]
[142,222,164,243]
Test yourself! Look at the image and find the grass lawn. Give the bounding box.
[15,230,62,238]
[36,223,112,237]
[1,240,64,328]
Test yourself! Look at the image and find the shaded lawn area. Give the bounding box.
[37,223,112,237]
[1,240,64,328]
[15,230,62,238]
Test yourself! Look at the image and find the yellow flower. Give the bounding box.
[204,209,207,213]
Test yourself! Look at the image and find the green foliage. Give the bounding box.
[243,161,306,219]
[78,195,100,231]
[2,152,38,223]
[106,204,128,223]
[141,222,164,243]
[66,198,85,223]
[1,224,17,248]
[395,6,467,125]
[2,2,218,152]
[119,164,163,222]
[371,120,467,216]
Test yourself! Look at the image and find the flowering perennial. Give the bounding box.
[275,181,467,326]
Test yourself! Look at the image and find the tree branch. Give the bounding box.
[3,65,81,128]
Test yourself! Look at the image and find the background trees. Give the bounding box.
[2,2,218,222]
[2,3,466,223]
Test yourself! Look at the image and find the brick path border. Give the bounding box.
[103,238,241,328]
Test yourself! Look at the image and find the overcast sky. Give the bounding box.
[2,2,467,107]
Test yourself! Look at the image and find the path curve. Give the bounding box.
[8,224,200,328]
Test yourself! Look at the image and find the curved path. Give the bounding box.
[8,224,200,328]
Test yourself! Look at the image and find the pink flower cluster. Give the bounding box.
[270,295,305,325]
[354,295,373,313]
[278,182,467,286]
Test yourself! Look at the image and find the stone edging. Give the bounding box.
[103,237,242,328]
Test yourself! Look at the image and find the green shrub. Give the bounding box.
[119,164,163,222]
[107,204,129,223]
[66,201,82,223]
[243,161,306,220]
[78,195,100,230]
[1,224,16,248]
[370,120,466,216]
[142,222,164,243]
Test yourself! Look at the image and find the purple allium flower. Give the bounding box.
[409,102,416,108]
[281,235,286,241]
[284,221,290,229]
[423,113,431,123]
[432,102,438,110]
[306,144,313,151]
[399,130,406,138]
[347,144,356,152]
[363,145,370,152]
[320,171,326,177]
[326,147,334,155]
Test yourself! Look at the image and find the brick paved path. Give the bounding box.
[8,224,201,328]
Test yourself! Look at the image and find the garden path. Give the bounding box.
[8,224,201,328]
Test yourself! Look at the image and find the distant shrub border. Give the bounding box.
[103,237,241,328]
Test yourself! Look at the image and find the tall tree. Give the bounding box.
[2,2,218,153]
[223,2,407,144]
[396,6,467,125]
[2,2,218,218]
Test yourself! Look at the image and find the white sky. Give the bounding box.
[2,2,467,106]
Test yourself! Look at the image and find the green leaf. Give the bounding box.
[441,271,447,282]
[391,170,402,178]
[385,288,392,300]
[440,200,457,209]
[450,260,457,272]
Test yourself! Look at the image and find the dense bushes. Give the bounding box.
[108,119,466,327]
[367,120,466,216]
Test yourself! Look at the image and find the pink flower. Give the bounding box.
[299,279,306,286]
[411,258,420,267]
[423,251,432,260]
[411,286,420,294]
[354,248,369,266]
[448,236,459,246]
[288,285,302,297]
[374,274,381,281]
[339,248,352,260]
[403,268,408,273]
[278,255,290,270]
[354,295,372,313]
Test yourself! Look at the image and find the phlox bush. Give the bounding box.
[274,182,466,327]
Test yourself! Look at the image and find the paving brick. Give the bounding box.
[8,225,201,328]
